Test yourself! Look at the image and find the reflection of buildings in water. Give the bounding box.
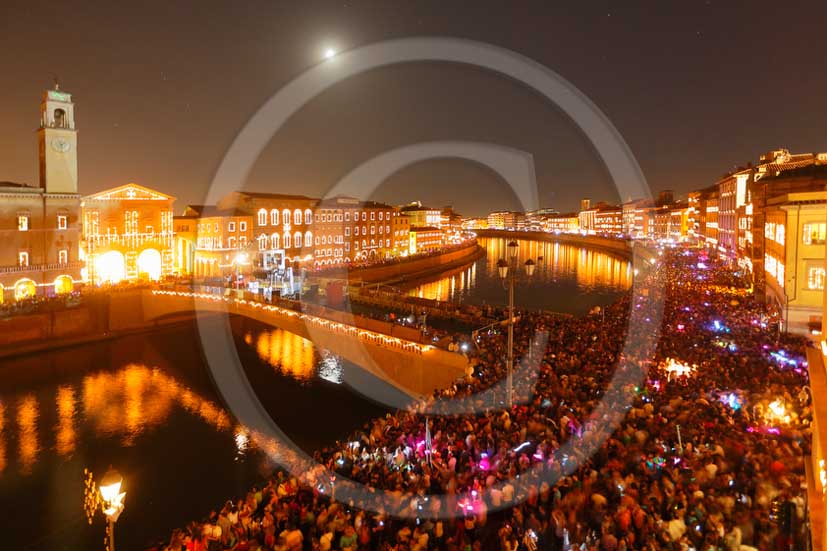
[253,329,316,381]
[55,386,77,458]
[413,238,631,302]
[17,395,39,474]
[0,363,293,475]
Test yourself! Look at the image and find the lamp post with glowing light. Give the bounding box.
[84,467,126,551]
[497,240,536,408]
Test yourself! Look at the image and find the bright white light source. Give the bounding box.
[324,48,337,60]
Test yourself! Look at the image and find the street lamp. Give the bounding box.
[84,467,126,551]
[498,240,536,408]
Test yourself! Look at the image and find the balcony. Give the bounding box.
[0,261,83,274]
[84,232,174,250]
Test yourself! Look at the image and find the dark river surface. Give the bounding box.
[0,237,631,550]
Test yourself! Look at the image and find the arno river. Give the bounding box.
[408,237,631,314]
[0,238,630,550]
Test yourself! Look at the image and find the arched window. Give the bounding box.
[282,209,291,226]
[304,209,313,224]
[283,232,291,249]
[294,231,302,248]
[258,234,268,250]
[258,209,267,226]
[271,233,280,249]
[362,239,367,248]
[304,231,312,247]
[228,236,236,248]
[293,209,302,225]
[270,209,279,225]
[54,109,66,128]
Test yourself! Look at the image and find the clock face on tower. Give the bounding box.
[51,137,71,153]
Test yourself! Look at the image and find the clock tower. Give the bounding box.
[38,84,78,194]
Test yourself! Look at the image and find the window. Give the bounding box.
[385,239,390,247]
[146,226,155,235]
[765,222,775,241]
[228,221,236,232]
[271,233,280,249]
[363,225,367,235]
[322,235,327,244]
[282,209,291,226]
[371,226,376,235]
[315,236,320,245]
[378,226,383,234]
[370,212,375,221]
[386,225,390,234]
[354,227,359,236]
[228,237,236,248]
[379,212,383,221]
[239,221,247,231]
[345,212,351,222]
[803,223,826,245]
[258,209,267,226]
[57,214,68,230]
[283,233,291,249]
[294,231,302,247]
[345,227,350,237]
[361,212,366,221]
[18,214,29,231]
[345,243,350,252]
[59,250,68,264]
[305,232,312,247]
[271,209,279,225]
[808,267,826,290]
[775,224,785,246]
[362,239,367,248]
[258,234,268,250]
[294,209,302,225]
[239,236,247,247]
[305,209,312,224]
[18,251,29,266]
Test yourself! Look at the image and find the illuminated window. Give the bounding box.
[803,223,826,245]
[345,212,351,222]
[294,231,302,247]
[361,212,366,221]
[294,209,302,225]
[18,251,29,267]
[809,267,826,290]
[258,209,267,226]
[282,209,291,226]
[304,209,312,224]
[775,224,785,245]
[57,214,68,230]
[58,249,68,264]
[283,233,291,249]
[239,221,247,231]
[777,262,785,286]
[271,233,279,249]
[379,212,383,221]
[258,234,268,250]
[765,222,775,241]
[344,227,350,237]
[18,215,29,231]
[228,221,236,232]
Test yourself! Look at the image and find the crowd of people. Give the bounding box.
[154,249,814,551]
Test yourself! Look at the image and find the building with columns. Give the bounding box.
[81,183,176,283]
[0,85,83,301]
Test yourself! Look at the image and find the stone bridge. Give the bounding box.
[135,290,468,398]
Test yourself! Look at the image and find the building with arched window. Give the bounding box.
[0,84,82,302]
[82,183,176,283]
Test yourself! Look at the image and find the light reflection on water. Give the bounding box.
[248,327,343,385]
[409,237,631,309]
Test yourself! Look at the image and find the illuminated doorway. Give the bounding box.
[137,249,162,280]
[54,275,74,295]
[14,278,37,301]
[95,251,126,283]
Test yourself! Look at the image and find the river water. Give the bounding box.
[407,236,632,314]
[0,237,631,550]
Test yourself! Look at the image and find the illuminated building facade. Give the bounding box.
[579,203,622,235]
[544,213,579,233]
[487,211,526,230]
[216,192,317,272]
[312,196,401,265]
[0,85,83,301]
[186,206,254,279]
[762,189,826,335]
[409,227,442,254]
[82,184,176,283]
[716,169,751,263]
[401,202,442,228]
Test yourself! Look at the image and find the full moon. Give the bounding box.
[324,48,337,59]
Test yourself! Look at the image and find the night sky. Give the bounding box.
[1,0,825,216]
